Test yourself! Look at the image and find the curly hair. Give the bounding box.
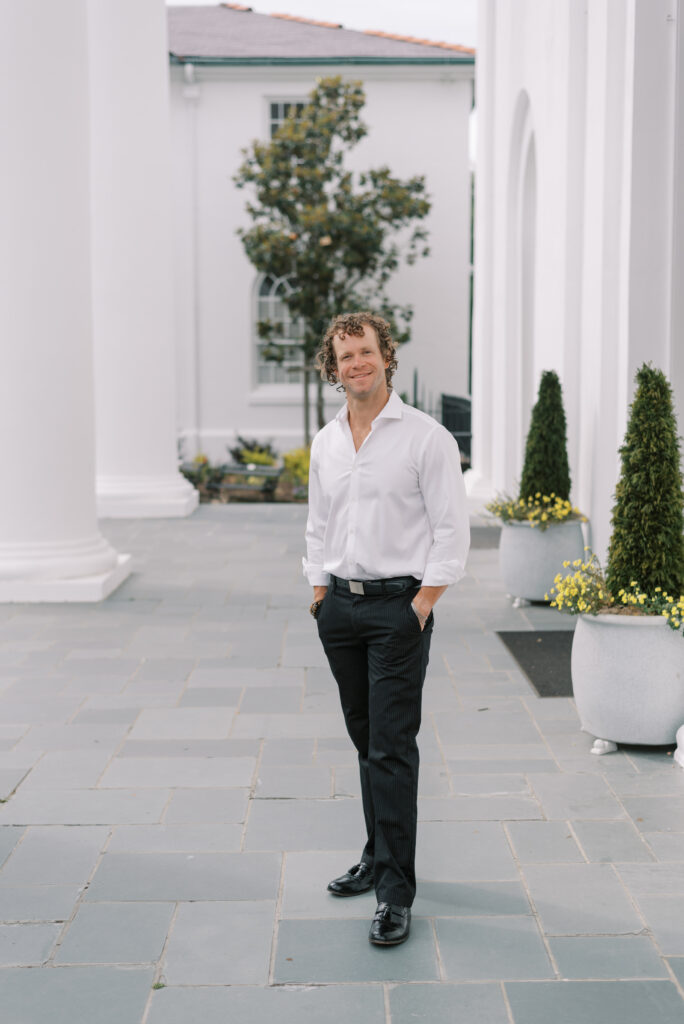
[316,312,398,390]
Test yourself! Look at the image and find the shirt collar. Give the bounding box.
[336,389,404,425]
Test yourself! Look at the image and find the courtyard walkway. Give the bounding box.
[1,505,684,1023]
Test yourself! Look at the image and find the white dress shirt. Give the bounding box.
[303,391,470,587]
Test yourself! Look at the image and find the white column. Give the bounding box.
[88,0,198,517]
[625,0,677,379]
[578,0,635,561]
[0,0,130,602]
[467,0,496,502]
[670,0,684,434]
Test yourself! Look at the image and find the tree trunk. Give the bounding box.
[316,376,325,431]
[303,367,311,447]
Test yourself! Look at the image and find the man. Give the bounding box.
[304,311,470,946]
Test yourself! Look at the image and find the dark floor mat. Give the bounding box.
[497,629,575,697]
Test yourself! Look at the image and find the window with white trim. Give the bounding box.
[256,275,304,385]
[269,100,305,138]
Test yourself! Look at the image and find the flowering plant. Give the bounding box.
[282,446,310,486]
[547,552,684,636]
[486,493,586,532]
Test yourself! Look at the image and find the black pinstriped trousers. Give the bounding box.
[316,577,433,907]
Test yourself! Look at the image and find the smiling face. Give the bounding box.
[331,324,390,402]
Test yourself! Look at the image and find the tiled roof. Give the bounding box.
[168,4,475,62]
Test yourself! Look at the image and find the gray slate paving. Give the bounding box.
[147,984,386,1024]
[54,902,174,964]
[274,917,439,982]
[436,916,553,980]
[1,965,155,1024]
[162,900,275,984]
[389,983,510,1024]
[0,506,681,1023]
[505,981,684,1024]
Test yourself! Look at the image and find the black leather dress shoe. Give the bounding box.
[327,862,374,897]
[369,903,411,945]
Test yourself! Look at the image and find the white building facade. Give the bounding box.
[167,5,475,460]
[471,0,684,561]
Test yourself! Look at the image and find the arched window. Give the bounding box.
[255,275,304,385]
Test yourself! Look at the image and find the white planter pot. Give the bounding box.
[499,519,585,602]
[572,613,684,746]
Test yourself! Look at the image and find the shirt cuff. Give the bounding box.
[302,558,331,587]
[421,561,467,587]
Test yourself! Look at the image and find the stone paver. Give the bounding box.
[54,902,174,964]
[0,506,681,1023]
[147,984,386,1024]
[389,983,510,1023]
[163,900,275,984]
[1,965,155,1024]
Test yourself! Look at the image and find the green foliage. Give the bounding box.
[239,448,276,467]
[282,446,310,486]
[606,364,684,596]
[180,454,225,495]
[519,371,571,502]
[234,76,431,440]
[228,436,278,466]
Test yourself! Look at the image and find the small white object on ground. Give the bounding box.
[591,738,619,755]
[675,725,684,768]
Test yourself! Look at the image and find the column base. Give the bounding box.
[0,553,132,603]
[96,474,199,518]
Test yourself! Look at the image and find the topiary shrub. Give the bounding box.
[606,364,684,597]
[519,370,571,502]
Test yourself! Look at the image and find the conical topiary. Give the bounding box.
[606,364,684,597]
[519,371,571,501]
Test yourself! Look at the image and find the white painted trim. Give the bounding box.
[169,64,474,85]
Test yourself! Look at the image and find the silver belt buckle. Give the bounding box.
[349,580,365,595]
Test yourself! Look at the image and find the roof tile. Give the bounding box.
[271,13,343,30]
[168,5,475,62]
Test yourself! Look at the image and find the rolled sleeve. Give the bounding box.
[419,427,470,587]
[303,438,331,586]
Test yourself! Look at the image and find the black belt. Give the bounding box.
[331,575,420,596]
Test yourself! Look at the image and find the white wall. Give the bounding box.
[471,0,684,562]
[169,63,473,460]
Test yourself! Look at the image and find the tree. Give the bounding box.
[518,370,571,501]
[607,363,684,596]
[234,76,431,444]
